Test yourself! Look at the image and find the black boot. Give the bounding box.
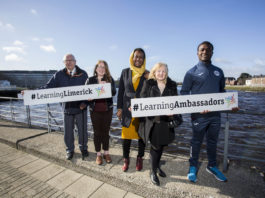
[150,170,160,186]
[66,151,74,160]
[157,167,166,177]
[81,150,89,159]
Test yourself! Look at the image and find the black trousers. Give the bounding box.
[150,145,164,172]
[90,110,113,152]
[122,139,145,159]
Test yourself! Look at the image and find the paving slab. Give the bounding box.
[64,175,103,198]
[31,163,65,182]
[90,183,127,198]
[9,153,38,168]
[0,151,27,163]
[47,169,82,190]
[18,158,50,174]
[0,143,16,156]
[125,192,144,198]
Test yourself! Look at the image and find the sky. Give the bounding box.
[0,0,265,82]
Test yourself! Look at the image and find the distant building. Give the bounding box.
[245,79,252,86]
[0,80,16,90]
[225,77,237,85]
[249,75,265,86]
[238,75,265,86]
[0,80,11,87]
[0,70,57,89]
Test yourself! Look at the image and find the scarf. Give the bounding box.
[129,51,146,84]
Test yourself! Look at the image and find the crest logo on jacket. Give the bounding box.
[214,71,220,76]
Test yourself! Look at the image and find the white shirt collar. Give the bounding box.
[67,67,76,76]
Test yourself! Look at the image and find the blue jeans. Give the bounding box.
[189,116,221,167]
[63,110,88,153]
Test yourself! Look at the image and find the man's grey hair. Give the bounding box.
[63,54,76,61]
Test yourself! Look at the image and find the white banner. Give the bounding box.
[23,83,112,105]
[131,92,238,117]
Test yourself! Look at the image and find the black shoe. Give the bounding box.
[66,152,74,160]
[158,167,166,177]
[81,150,89,157]
[150,170,160,186]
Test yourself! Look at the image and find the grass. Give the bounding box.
[225,85,265,92]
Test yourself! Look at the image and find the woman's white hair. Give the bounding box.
[148,62,168,83]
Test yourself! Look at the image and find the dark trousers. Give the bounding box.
[63,110,88,153]
[189,116,221,167]
[90,109,113,152]
[122,138,145,159]
[150,145,164,172]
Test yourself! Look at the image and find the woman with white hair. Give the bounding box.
[139,62,182,186]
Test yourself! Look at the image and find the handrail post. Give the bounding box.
[26,105,31,128]
[223,112,229,172]
[10,99,14,122]
[47,104,51,133]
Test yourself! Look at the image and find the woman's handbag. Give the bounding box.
[168,114,183,128]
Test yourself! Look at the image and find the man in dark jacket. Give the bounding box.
[43,54,88,160]
[181,41,227,183]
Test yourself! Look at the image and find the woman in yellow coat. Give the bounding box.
[117,48,149,172]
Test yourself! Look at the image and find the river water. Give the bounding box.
[0,90,264,169]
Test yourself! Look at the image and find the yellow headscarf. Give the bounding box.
[129,51,146,84]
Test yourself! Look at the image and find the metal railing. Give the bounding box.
[0,96,121,136]
[0,96,264,171]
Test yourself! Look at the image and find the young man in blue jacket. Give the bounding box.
[181,41,227,182]
[43,54,88,160]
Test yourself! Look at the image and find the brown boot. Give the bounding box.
[96,155,103,165]
[122,158,129,172]
[136,157,143,171]
[103,154,112,163]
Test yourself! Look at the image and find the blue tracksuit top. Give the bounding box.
[180,61,225,118]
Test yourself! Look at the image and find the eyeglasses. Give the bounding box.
[64,60,75,63]
[97,65,105,69]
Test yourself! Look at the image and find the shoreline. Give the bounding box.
[225,85,265,92]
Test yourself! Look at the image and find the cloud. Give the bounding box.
[32,37,54,43]
[223,64,265,78]
[40,45,56,52]
[3,46,26,54]
[214,58,232,64]
[13,40,24,46]
[254,58,265,66]
[44,37,54,42]
[143,45,151,50]
[86,66,94,76]
[32,37,40,41]
[0,21,15,31]
[30,9,37,15]
[5,53,23,62]
[6,24,15,31]
[109,45,118,50]
[147,56,161,62]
